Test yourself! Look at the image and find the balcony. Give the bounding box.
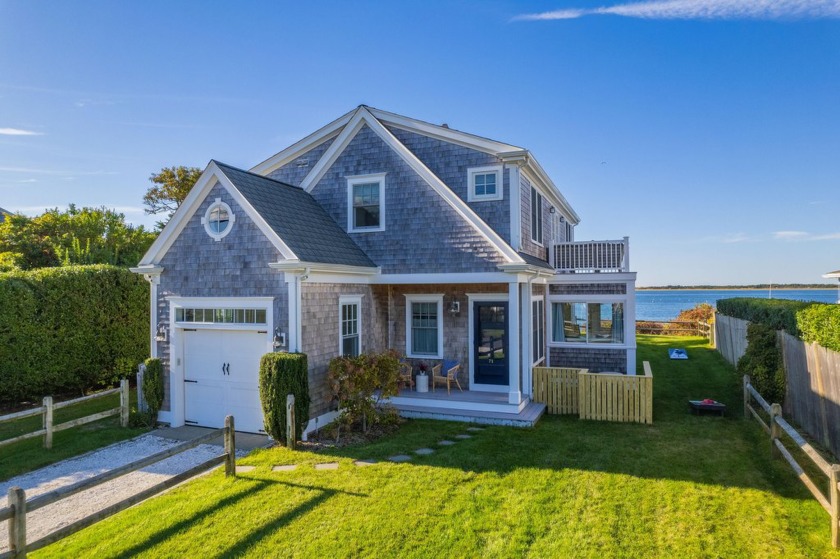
[553,237,629,273]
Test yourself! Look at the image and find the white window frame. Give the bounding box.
[338,295,362,357]
[467,165,503,202]
[347,173,386,233]
[201,198,235,241]
[405,294,444,359]
[548,295,628,347]
[532,296,545,366]
[531,186,543,246]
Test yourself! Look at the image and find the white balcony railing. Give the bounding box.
[553,237,629,273]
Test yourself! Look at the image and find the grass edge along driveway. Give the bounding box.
[38,336,839,559]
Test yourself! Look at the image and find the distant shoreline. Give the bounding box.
[638,286,836,291]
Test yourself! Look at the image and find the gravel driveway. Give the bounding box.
[0,433,249,553]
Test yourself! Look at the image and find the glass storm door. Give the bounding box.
[474,302,509,385]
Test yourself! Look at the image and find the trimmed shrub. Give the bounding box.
[717,298,809,335]
[737,323,785,404]
[717,297,840,353]
[143,358,165,422]
[0,265,148,403]
[259,352,310,443]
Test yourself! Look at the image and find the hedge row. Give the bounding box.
[0,265,149,403]
[717,297,840,352]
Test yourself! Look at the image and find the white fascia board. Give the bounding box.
[137,163,223,266]
[370,272,515,284]
[249,108,356,176]
[129,265,164,276]
[268,260,379,276]
[547,272,637,284]
[369,107,524,155]
[301,108,367,191]
[520,159,581,225]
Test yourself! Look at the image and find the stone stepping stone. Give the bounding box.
[388,454,412,463]
[414,448,434,456]
[466,427,485,432]
[236,465,256,473]
[272,464,298,472]
[354,459,377,467]
[454,434,473,439]
[438,440,455,446]
[314,462,339,470]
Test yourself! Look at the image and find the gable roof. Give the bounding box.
[213,162,374,268]
[137,160,375,269]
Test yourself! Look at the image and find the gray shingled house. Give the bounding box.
[132,106,637,434]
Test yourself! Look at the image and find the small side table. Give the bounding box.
[416,374,429,393]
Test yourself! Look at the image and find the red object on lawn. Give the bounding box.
[702,398,716,404]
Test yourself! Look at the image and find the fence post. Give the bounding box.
[120,379,129,428]
[8,486,26,557]
[286,394,296,450]
[830,464,840,549]
[742,375,750,420]
[43,396,53,450]
[137,363,147,413]
[770,403,782,458]
[224,415,235,477]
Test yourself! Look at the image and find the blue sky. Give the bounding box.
[1,0,838,286]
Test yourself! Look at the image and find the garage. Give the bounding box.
[182,328,268,433]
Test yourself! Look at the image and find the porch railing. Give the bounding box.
[532,362,653,424]
[553,237,629,273]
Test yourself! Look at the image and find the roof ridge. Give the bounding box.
[212,160,304,191]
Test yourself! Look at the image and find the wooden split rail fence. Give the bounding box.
[0,379,130,450]
[0,416,238,558]
[743,376,840,549]
[532,362,653,424]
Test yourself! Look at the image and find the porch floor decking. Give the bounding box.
[383,389,546,427]
[393,400,546,428]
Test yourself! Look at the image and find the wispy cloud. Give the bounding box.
[514,0,840,21]
[0,128,43,136]
[0,166,118,176]
[722,233,755,244]
[774,230,840,241]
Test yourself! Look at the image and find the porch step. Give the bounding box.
[392,401,546,428]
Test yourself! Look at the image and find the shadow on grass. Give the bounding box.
[307,336,810,501]
[111,478,367,559]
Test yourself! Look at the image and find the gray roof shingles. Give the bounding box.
[213,162,375,268]
[518,251,554,270]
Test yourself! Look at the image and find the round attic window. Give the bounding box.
[201,198,235,240]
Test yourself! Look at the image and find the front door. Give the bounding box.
[474,302,509,385]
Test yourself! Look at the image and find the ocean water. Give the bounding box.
[636,289,839,322]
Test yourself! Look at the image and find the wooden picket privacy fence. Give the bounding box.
[0,380,130,450]
[532,362,653,424]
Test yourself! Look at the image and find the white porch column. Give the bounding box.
[626,277,637,374]
[508,281,522,404]
[285,273,302,353]
[520,283,532,398]
[149,275,160,358]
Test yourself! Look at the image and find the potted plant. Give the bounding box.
[416,361,429,392]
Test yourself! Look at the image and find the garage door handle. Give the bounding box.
[185,379,198,384]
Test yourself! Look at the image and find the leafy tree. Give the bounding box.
[143,166,202,224]
[0,205,156,270]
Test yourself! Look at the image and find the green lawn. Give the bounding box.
[38,337,840,558]
[0,389,148,481]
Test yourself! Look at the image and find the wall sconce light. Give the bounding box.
[449,301,460,314]
[273,328,287,349]
[154,324,167,342]
[549,206,556,214]
[559,215,565,223]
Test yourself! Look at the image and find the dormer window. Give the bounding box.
[467,166,503,202]
[347,173,386,233]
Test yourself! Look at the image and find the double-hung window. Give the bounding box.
[347,174,386,232]
[531,186,543,245]
[405,295,443,359]
[532,298,545,364]
[467,166,503,202]
[550,302,625,344]
[339,296,362,357]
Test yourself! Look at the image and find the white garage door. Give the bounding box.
[183,329,267,433]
